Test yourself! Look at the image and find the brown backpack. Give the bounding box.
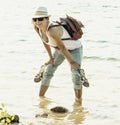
[49,15,84,40]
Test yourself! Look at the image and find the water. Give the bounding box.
[0,0,120,125]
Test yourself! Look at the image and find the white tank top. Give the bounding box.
[47,23,82,50]
[61,27,82,50]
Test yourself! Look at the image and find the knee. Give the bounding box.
[43,71,53,78]
[72,74,82,89]
[72,74,81,83]
[44,64,55,76]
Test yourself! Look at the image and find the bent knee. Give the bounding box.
[72,74,82,89]
[72,74,81,83]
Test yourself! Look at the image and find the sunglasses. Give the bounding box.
[32,18,44,22]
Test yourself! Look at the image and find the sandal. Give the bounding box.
[80,69,90,87]
[34,65,46,83]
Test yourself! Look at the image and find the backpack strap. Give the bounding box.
[48,23,60,30]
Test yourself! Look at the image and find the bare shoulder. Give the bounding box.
[47,25,63,38]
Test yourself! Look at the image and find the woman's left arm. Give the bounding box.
[47,27,80,69]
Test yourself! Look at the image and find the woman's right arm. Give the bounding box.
[33,25,54,65]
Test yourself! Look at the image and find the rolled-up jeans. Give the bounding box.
[41,46,83,89]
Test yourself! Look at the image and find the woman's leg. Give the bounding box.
[69,46,83,105]
[39,50,65,97]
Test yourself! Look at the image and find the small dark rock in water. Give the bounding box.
[40,113,48,118]
[50,106,68,113]
[35,113,48,118]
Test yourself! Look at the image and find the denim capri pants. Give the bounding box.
[41,46,83,89]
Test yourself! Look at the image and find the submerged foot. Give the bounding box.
[73,97,82,106]
[39,97,52,108]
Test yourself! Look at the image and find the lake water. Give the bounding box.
[0,0,120,125]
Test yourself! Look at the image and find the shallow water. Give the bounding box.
[0,0,120,125]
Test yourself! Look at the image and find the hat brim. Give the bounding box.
[32,15,51,18]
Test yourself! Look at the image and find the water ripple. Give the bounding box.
[84,56,120,61]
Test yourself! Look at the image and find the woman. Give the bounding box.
[32,6,83,105]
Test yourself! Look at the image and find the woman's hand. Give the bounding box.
[70,61,80,70]
[44,58,54,65]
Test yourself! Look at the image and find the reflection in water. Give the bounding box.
[67,105,88,125]
[35,97,88,125]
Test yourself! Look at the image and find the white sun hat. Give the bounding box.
[32,6,50,18]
